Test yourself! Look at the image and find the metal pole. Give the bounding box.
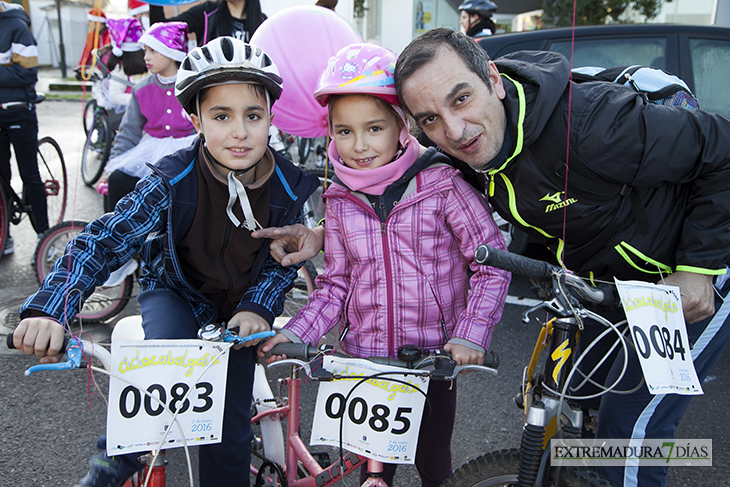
[54,0,66,78]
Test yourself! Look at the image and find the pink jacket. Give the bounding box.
[284,162,511,358]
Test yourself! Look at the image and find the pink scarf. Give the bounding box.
[328,105,420,196]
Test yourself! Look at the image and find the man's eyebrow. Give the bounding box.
[411,82,471,121]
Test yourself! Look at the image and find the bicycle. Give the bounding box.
[0,93,68,262]
[441,244,623,487]
[249,342,499,487]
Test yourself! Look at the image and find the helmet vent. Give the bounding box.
[221,38,234,61]
[244,44,252,60]
[201,46,213,62]
[191,50,201,60]
[262,55,272,67]
[182,58,192,71]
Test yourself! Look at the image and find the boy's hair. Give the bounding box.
[197,83,269,111]
[394,27,494,114]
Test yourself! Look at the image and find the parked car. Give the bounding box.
[478,23,730,117]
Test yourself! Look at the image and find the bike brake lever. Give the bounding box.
[448,364,499,380]
[266,358,314,376]
[521,300,566,323]
[24,338,84,377]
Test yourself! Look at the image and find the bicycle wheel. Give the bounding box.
[441,448,614,487]
[36,137,68,227]
[82,113,113,186]
[83,99,96,136]
[0,183,9,263]
[34,221,132,323]
[280,260,318,319]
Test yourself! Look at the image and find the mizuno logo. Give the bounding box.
[540,192,564,203]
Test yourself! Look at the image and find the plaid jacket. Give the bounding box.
[22,138,319,327]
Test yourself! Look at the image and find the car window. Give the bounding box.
[689,38,730,117]
[547,37,667,70]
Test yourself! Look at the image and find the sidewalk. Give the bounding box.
[37,65,93,100]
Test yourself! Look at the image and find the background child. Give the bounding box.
[93,17,147,114]
[13,36,319,487]
[100,21,197,212]
[260,43,511,487]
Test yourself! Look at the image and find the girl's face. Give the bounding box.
[190,83,270,180]
[330,94,401,171]
[143,45,177,77]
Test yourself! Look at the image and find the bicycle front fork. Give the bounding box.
[360,458,390,487]
[124,450,166,487]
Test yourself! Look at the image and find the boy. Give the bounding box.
[13,37,319,487]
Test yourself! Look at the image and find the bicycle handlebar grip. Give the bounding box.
[6,332,70,354]
[475,244,558,282]
[269,342,314,360]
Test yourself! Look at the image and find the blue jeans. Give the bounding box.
[595,277,730,487]
[110,289,255,487]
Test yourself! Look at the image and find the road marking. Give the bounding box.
[506,295,543,308]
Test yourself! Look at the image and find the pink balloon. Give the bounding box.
[251,6,363,138]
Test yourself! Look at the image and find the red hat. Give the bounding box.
[128,0,149,16]
[87,7,107,23]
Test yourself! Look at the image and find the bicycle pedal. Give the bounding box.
[311,451,331,469]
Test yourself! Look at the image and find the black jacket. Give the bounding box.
[0,2,37,104]
[486,51,730,281]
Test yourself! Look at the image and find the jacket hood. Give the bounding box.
[492,51,571,166]
[0,2,31,25]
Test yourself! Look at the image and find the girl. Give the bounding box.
[100,21,197,211]
[93,17,147,115]
[261,43,511,487]
[149,0,265,45]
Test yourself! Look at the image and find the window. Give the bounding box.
[547,37,667,70]
[689,38,730,116]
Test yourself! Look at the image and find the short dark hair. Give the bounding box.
[394,28,493,114]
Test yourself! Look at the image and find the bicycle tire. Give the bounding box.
[82,113,112,186]
[83,99,96,136]
[280,260,318,319]
[0,183,9,263]
[34,221,133,323]
[440,448,614,487]
[36,137,68,227]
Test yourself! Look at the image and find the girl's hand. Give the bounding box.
[257,332,293,364]
[227,312,269,349]
[444,342,485,366]
[13,318,66,364]
[252,224,324,266]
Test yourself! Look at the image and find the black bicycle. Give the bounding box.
[0,94,67,263]
[441,245,623,487]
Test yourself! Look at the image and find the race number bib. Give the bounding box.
[615,279,703,395]
[311,356,430,464]
[107,340,231,456]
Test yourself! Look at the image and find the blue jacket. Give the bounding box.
[21,138,319,327]
[0,2,37,104]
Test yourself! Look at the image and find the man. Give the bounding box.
[0,1,48,255]
[459,0,498,39]
[255,28,730,487]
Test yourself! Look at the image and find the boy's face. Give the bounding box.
[191,83,271,177]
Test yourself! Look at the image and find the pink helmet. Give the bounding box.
[313,43,399,107]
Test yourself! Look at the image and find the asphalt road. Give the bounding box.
[0,100,728,486]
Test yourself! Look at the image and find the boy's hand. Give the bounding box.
[227,312,269,349]
[661,271,715,324]
[13,318,66,364]
[257,332,293,364]
[444,342,485,366]
[252,224,324,266]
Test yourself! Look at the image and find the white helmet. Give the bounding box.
[175,36,283,114]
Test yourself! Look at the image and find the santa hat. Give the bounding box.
[107,18,144,57]
[128,0,149,16]
[87,7,107,23]
[139,22,189,62]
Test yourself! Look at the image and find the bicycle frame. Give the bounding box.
[251,363,376,487]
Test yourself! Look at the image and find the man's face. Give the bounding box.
[401,46,507,171]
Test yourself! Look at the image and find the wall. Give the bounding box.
[30,1,89,69]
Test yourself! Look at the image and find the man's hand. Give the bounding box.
[257,332,293,364]
[227,312,270,348]
[252,224,324,266]
[444,342,485,366]
[13,318,66,364]
[661,271,715,324]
